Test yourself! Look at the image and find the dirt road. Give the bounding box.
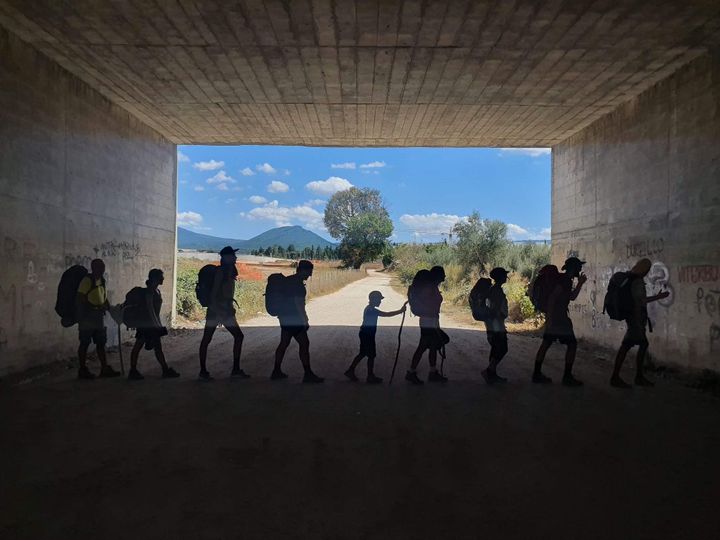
[2,270,719,539]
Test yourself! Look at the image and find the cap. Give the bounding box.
[489,267,510,280]
[562,256,586,270]
[219,246,239,256]
[368,290,385,301]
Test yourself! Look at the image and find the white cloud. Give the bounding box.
[256,162,277,174]
[249,195,268,205]
[267,180,290,193]
[507,223,552,241]
[240,167,255,176]
[177,211,204,228]
[243,200,325,230]
[399,213,465,235]
[207,170,236,185]
[305,199,326,207]
[331,162,356,170]
[360,161,386,168]
[498,148,551,157]
[179,179,189,185]
[226,198,236,204]
[283,169,291,176]
[540,227,552,240]
[193,186,205,192]
[305,176,353,196]
[177,151,190,163]
[217,183,230,191]
[362,170,380,175]
[193,159,225,171]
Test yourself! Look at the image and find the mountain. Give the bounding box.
[177,226,335,252]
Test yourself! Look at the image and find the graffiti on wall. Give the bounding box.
[93,240,140,261]
[678,265,720,284]
[696,288,720,352]
[625,237,664,259]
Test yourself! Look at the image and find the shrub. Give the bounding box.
[504,275,537,322]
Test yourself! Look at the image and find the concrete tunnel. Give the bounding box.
[1,1,719,376]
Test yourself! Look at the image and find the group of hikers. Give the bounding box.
[57,245,668,388]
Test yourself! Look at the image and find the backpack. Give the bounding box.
[195,264,218,307]
[55,265,91,327]
[603,271,634,321]
[527,264,560,314]
[265,273,288,316]
[407,270,437,317]
[469,278,493,321]
[122,287,148,329]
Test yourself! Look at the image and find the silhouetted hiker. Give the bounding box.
[533,257,587,386]
[482,267,510,384]
[609,258,669,388]
[344,291,407,384]
[406,266,450,385]
[76,259,120,379]
[269,260,323,383]
[197,246,247,380]
[125,269,179,380]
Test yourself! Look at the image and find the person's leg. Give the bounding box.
[225,321,246,375]
[406,335,428,384]
[611,342,632,387]
[77,332,93,379]
[533,338,553,383]
[199,325,217,377]
[152,340,169,371]
[487,334,508,382]
[130,338,144,371]
[366,356,383,383]
[562,341,582,386]
[272,328,293,377]
[634,342,653,386]
[345,352,364,381]
[297,331,323,383]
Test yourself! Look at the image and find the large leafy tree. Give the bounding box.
[452,212,509,273]
[324,187,393,268]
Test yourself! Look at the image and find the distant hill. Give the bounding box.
[178,226,335,252]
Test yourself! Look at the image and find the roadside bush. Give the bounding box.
[504,274,537,322]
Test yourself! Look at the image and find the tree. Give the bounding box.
[324,187,393,268]
[452,212,509,273]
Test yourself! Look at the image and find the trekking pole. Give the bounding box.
[117,322,124,375]
[389,310,406,385]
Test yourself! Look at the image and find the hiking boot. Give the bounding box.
[610,376,631,389]
[366,374,383,384]
[302,372,324,384]
[344,369,359,382]
[78,366,95,380]
[482,369,508,385]
[532,372,552,384]
[99,365,121,378]
[405,371,423,385]
[128,368,144,381]
[231,368,251,379]
[634,375,655,387]
[562,374,583,387]
[162,367,180,379]
[270,369,288,380]
[428,371,448,383]
[481,368,493,385]
[198,370,213,381]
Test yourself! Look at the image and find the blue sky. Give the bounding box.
[177,146,551,243]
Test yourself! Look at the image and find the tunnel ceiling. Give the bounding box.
[1,1,719,147]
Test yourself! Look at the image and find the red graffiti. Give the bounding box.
[678,265,720,284]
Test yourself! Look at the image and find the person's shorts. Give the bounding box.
[419,327,450,351]
[136,327,167,350]
[358,331,377,358]
[486,331,509,357]
[544,317,577,345]
[622,322,649,348]
[205,307,239,329]
[280,324,309,338]
[78,311,107,346]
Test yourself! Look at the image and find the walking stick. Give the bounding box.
[117,322,125,375]
[389,310,406,385]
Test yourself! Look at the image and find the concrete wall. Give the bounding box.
[552,52,720,371]
[0,28,177,375]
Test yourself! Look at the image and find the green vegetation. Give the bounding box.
[324,187,393,269]
[249,244,340,260]
[387,213,551,323]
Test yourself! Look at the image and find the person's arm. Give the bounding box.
[76,277,91,316]
[145,290,161,328]
[378,302,408,317]
[645,291,670,304]
[569,273,587,301]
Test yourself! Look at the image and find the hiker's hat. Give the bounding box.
[219,246,239,256]
[562,256,586,270]
[368,290,385,301]
[489,267,510,280]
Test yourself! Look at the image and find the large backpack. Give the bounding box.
[55,265,90,327]
[407,270,436,317]
[195,264,218,307]
[469,278,493,321]
[603,271,634,321]
[265,273,288,316]
[122,286,148,329]
[527,264,560,314]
